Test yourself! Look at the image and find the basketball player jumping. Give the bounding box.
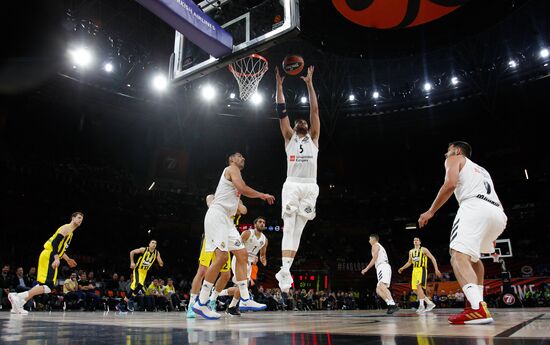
[274,65,320,293]
[192,152,275,320]
[223,216,269,316]
[122,239,163,311]
[9,212,83,314]
[397,237,442,313]
[419,141,507,324]
[361,234,399,314]
[187,194,246,319]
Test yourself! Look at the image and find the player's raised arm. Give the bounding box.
[226,166,275,204]
[275,67,293,144]
[301,66,319,145]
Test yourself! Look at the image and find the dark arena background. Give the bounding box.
[1,0,550,344]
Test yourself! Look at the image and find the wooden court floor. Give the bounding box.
[1,308,549,344]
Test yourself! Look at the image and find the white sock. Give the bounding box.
[419,299,425,307]
[463,283,483,309]
[198,281,214,304]
[189,293,197,304]
[229,297,239,308]
[385,299,395,306]
[282,257,293,270]
[424,297,433,305]
[42,286,51,294]
[478,285,484,299]
[19,291,30,300]
[219,289,229,297]
[210,290,220,302]
[237,280,250,300]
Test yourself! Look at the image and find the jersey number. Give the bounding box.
[299,144,304,154]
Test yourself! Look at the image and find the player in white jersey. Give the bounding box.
[192,152,275,320]
[274,65,320,293]
[361,234,399,314]
[221,216,269,316]
[419,141,507,325]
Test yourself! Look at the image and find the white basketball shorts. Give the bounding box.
[281,180,319,220]
[376,263,392,287]
[450,197,507,262]
[204,207,245,253]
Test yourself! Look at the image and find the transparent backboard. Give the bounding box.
[480,238,513,259]
[170,0,300,85]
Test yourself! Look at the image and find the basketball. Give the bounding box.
[282,55,304,76]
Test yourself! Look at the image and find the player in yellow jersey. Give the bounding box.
[398,237,442,313]
[8,212,83,314]
[187,194,247,318]
[121,239,164,311]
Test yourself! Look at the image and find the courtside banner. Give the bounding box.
[136,0,233,58]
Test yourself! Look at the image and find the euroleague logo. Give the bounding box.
[331,0,469,29]
[503,293,516,305]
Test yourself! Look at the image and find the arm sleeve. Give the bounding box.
[50,233,65,254]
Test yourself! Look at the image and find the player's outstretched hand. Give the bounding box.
[66,258,77,268]
[418,210,434,228]
[398,268,403,274]
[300,66,314,84]
[435,269,442,278]
[130,263,136,269]
[275,66,285,85]
[361,268,368,275]
[261,193,276,205]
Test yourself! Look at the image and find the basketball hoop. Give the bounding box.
[228,54,268,101]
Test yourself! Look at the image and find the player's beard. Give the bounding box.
[296,127,308,135]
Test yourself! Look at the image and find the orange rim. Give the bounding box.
[228,54,269,78]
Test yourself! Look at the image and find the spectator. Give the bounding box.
[1,264,12,309]
[12,267,31,293]
[27,267,37,283]
[63,273,84,308]
[163,278,181,311]
[455,290,465,308]
[78,272,99,311]
[118,275,130,293]
[104,273,119,291]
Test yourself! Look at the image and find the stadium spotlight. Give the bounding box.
[300,96,307,104]
[423,82,432,92]
[201,84,216,100]
[372,91,379,99]
[104,62,114,73]
[69,47,93,67]
[540,48,549,58]
[451,77,459,85]
[229,92,236,99]
[508,60,518,68]
[348,94,355,101]
[152,74,168,91]
[251,92,263,105]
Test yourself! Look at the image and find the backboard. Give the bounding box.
[480,238,513,260]
[170,0,300,86]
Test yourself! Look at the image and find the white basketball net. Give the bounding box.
[229,54,268,101]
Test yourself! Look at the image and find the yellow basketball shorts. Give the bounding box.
[131,268,149,291]
[37,249,58,287]
[198,238,231,272]
[411,267,427,290]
